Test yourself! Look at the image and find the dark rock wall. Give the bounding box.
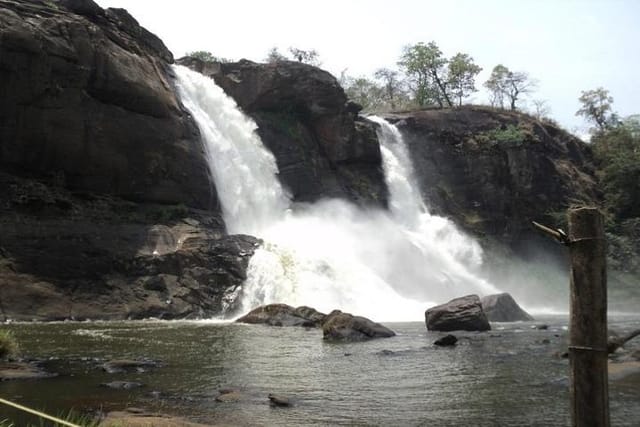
[179,57,388,207]
[384,107,600,249]
[0,0,245,321]
[0,0,215,209]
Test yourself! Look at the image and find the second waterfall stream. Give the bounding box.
[173,65,499,321]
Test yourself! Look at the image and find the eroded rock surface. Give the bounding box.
[322,309,395,341]
[236,303,326,327]
[481,292,534,322]
[179,57,388,207]
[425,295,491,332]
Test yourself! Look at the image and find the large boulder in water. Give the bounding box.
[322,310,395,341]
[236,304,326,327]
[425,295,491,332]
[481,293,534,322]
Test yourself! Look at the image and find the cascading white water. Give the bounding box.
[173,65,500,321]
[172,65,289,235]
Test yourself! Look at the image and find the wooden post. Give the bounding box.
[568,207,609,427]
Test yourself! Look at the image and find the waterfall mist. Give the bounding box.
[174,65,505,321]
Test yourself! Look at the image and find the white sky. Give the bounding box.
[96,0,639,134]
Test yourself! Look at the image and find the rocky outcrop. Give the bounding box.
[384,107,600,250]
[179,57,388,207]
[0,0,215,210]
[0,199,260,320]
[236,304,394,341]
[236,304,326,327]
[425,295,491,332]
[481,293,534,322]
[322,309,395,341]
[0,0,262,321]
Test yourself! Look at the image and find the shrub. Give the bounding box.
[0,330,19,359]
[186,50,230,63]
[485,124,527,146]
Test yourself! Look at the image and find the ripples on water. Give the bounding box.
[2,317,639,426]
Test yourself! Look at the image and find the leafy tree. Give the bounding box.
[186,50,230,63]
[592,119,640,221]
[342,76,385,112]
[288,47,320,66]
[484,64,536,111]
[373,68,404,110]
[398,41,452,108]
[447,53,482,106]
[485,64,508,108]
[265,47,287,63]
[576,87,617,133]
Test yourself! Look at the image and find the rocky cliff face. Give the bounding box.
[0,0,213,209]
[384,107,600,250]
[178,57,388,207]
[0,0,251,320]
[0,1,608,321]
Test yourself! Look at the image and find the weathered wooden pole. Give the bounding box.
[567,207,609,427]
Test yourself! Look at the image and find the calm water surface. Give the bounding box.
[2,316,639,426]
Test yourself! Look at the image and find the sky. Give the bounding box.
[96,0,640,136]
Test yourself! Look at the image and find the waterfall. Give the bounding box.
[172,65,289,235]
[173,65,499,321]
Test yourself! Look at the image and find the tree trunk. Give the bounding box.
[568,207,609,427]
[432,72,452,108]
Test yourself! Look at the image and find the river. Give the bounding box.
[2,315,639,426]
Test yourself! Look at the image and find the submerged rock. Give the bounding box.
[322,310,395,341]
[481,293,534,322]
[102,359,159,374]
[236,304,326,327]
[425,295,491,332]
[215,390,242,403]
[434,334,458,346]
[268,393,291,407]
[101,381,144,390]
[0,361,56,381]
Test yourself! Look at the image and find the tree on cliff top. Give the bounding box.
[447,53,482,106]
[398,41,452,108]
[576,87,617,134]
[484,64,536,111]
[265,47,287,63]
[186,50,230,63]
[398,42,481,108]
[373,68,405,110]
[288,47,321,66]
